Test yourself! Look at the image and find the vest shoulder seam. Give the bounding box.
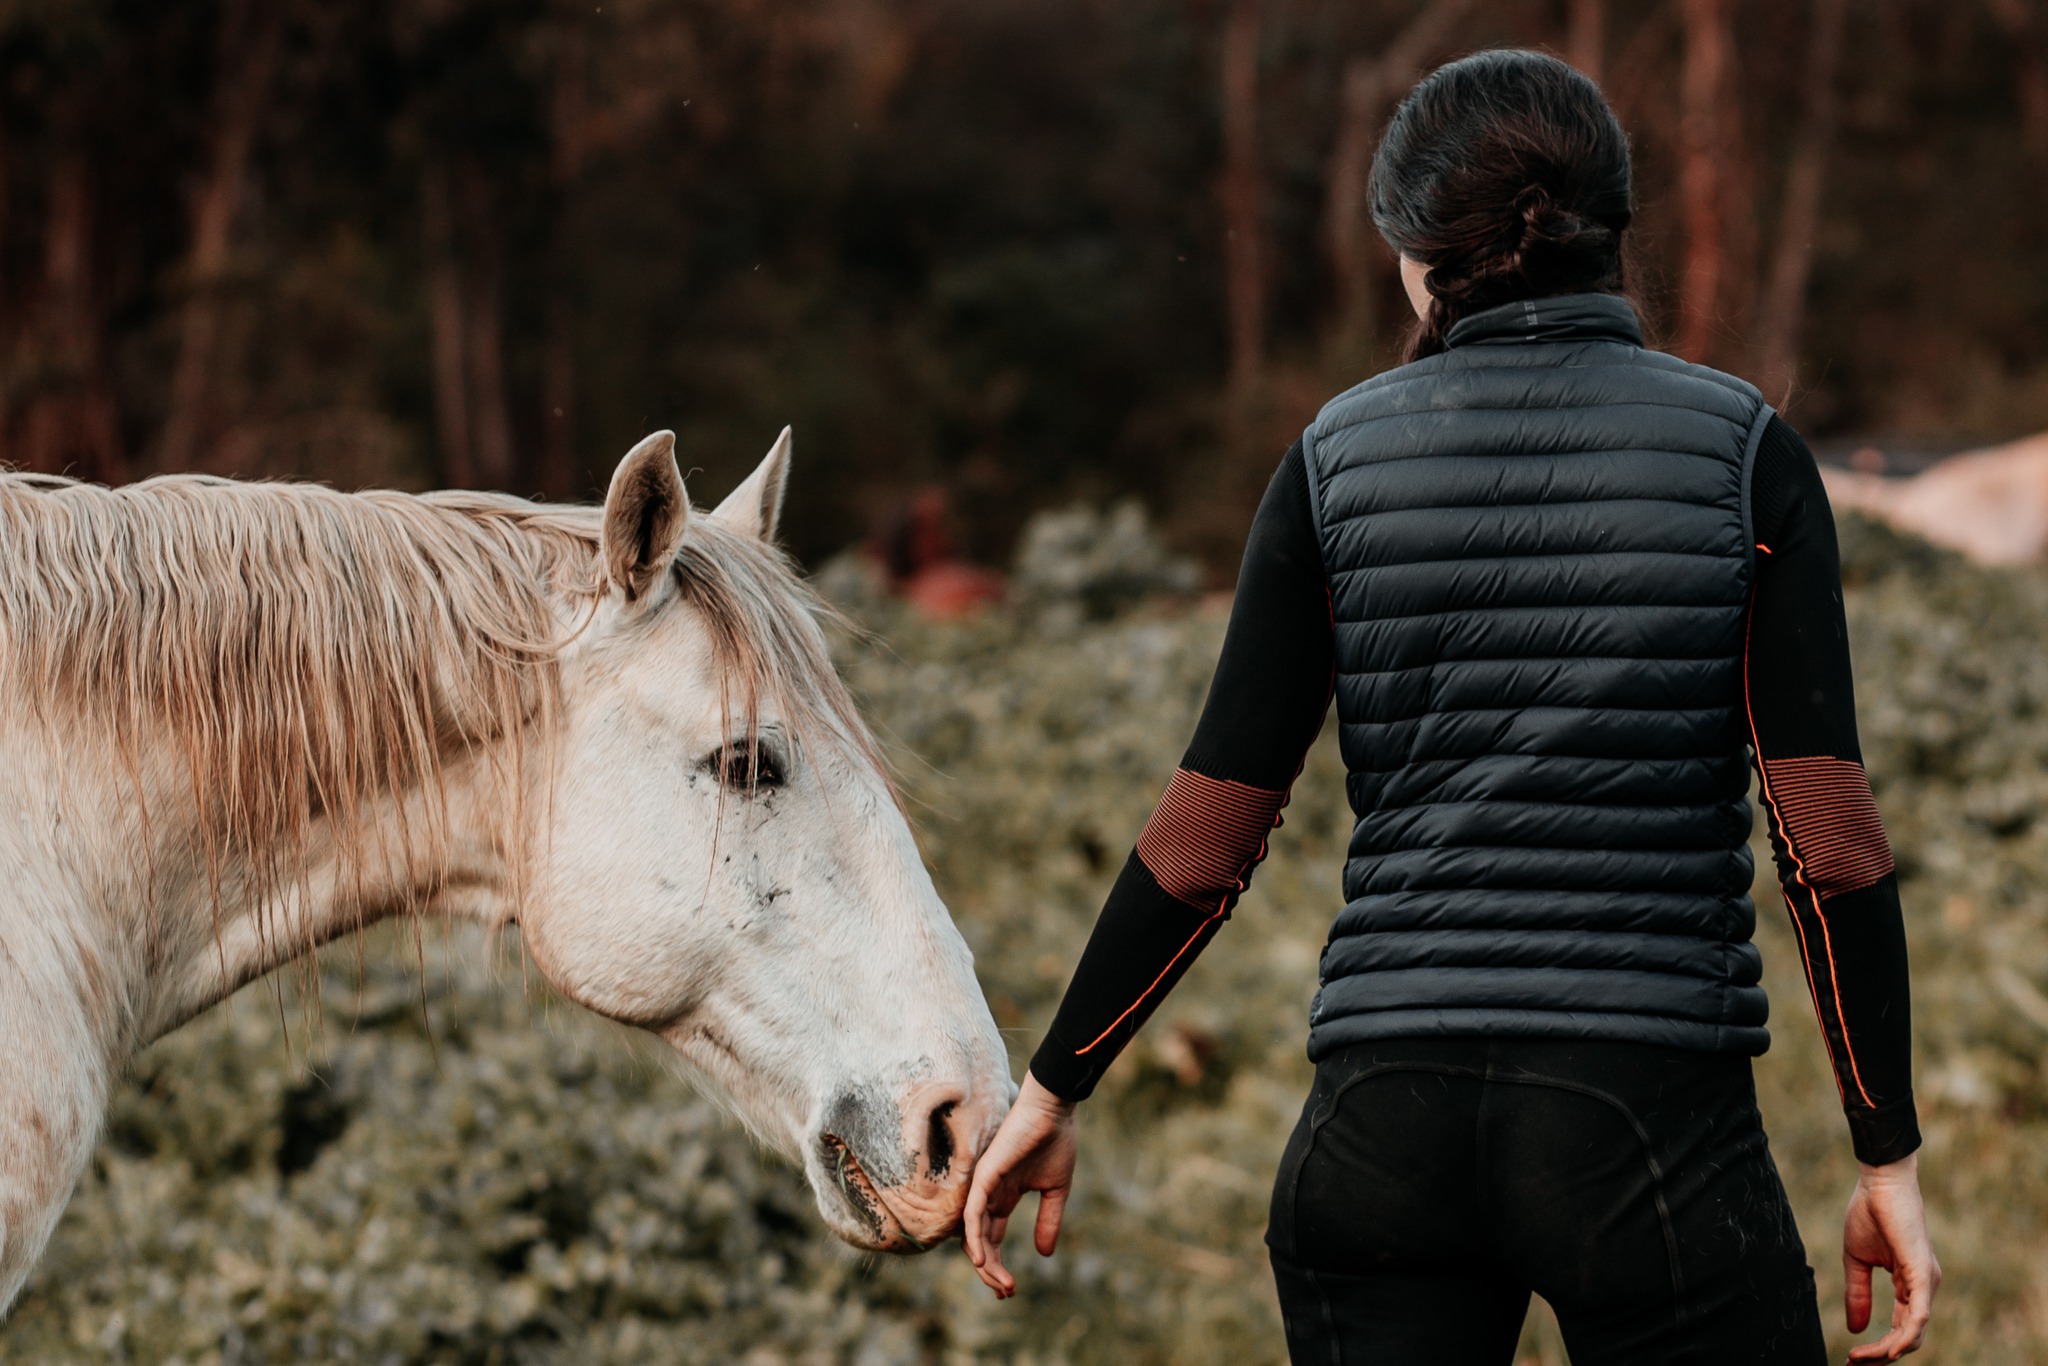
[1330,600,1747,630]
[1316,396,1765,448]
[1325,548,1739,577]
[1329,654,1744,679]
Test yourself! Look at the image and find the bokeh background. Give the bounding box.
[5,1,2048,1362]
[6,0,2048,561]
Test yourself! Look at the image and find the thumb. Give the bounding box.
[1034,1183,1070,1258]
[1844,1250,1875,1335]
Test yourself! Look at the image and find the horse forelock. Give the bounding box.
[0,471,879,935]
[665,520,890,794]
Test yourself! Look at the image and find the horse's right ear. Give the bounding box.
[602,430,690,603]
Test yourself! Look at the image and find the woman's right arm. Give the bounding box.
[964,441,1334,1294]
[1026,440,1334,1102]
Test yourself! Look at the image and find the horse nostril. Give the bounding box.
[925,1099,958,1178]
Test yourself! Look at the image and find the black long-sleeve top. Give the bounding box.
[1028,417,1920,1167]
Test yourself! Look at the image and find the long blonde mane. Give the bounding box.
[0,471,872,947]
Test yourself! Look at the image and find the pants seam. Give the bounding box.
[1306,1266,1342,1366]
[1296,1060,1689,1334]
[1479,1063,1691,1333]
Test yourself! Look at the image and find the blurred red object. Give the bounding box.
[902,560,1006,618]
[872,487,1005,618]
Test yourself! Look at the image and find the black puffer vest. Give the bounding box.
[1301,293,1775,1060]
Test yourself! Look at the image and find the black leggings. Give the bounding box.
[1265,1037,1826,1366]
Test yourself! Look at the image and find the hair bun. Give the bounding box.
[1515,184,1601,251]
[1369,49,1634,360]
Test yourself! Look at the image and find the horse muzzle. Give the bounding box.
[811,1079,1004,1253]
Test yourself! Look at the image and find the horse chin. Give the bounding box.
[811,1136,950,1254]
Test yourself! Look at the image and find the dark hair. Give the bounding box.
[1370,49,1633,361]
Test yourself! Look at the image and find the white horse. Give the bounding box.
[0,430,1013,1314]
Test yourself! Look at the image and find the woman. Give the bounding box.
[963,50,1939,1365]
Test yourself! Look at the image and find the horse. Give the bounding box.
[0,429,1013,1314]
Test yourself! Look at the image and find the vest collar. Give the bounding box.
[1445,292,1643,349]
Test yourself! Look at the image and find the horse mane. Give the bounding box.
[0,470,875,942]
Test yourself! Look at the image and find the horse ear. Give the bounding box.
[602,430,690,603]
[709,426,792,542]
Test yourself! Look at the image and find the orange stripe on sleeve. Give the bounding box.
[1135,768,1289,911]
[1759,756,1895,899]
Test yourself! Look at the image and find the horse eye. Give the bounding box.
[711,744,786,792]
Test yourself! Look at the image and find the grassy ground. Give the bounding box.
[4,514,2046,1363]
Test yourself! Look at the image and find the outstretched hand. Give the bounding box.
[1844,1153,1941,1361]
[962,1071,1078,1298]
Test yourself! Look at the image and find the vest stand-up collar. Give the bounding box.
[1445,292,1644,350]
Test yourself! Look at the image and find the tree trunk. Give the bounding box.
[460,167,516,493]
[541,22,588,499]
[1675,0,1732,363]
[1568,0,1606,83]
[22,154,124,481]
[157,0,282,472]
[421,163,473,489]
[456,167,516,493]
[1990,0,2048,161]
[1217,0,1265,393]
[0,117,11,333]
[1755,0,1849,406]
[1320,0,1479,362]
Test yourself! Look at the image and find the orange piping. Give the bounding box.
[1744,594,1874,1108]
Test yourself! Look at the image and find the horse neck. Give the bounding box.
[0,718,524,1069]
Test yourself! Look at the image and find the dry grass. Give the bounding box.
[3,513,2045,1364]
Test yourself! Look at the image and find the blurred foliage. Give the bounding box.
[2,1,2047,567]
[5,507,2048,1362]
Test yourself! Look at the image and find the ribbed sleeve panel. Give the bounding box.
[1759,756,1895,898]
[1137,769,1289,910]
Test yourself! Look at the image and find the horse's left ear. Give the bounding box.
[710,426,792,542]
[602,430,690,603]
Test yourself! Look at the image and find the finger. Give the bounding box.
[1844,1255,1874,1335]
[1034,1183,1069,1257]
[1892,1262,1936,1355]
[1848,1324,1912,1363]
[974,1227,1016,1298]
[1848,1273,1931,1362]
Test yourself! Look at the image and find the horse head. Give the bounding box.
[518,430,1014,1252]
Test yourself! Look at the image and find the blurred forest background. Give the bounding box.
[3,0,2047,568]
[9,2,2048,1363]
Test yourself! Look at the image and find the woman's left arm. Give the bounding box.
[1746,417,1938,1359]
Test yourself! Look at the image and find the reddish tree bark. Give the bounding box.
[157,0,282,472]
[1320,0,1480,359]
[1568,0,1607,83]
[1217,0,1266,392]
[421,162,473,489]
[541,22,589,499]
[417,157,518,494]
[1675,0,1733,363]
[460,166,516,493]
[20,154,124,480]
[1755,0,1849,406]
[1990,0,2048,160]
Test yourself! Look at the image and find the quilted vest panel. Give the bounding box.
[1301,294,1775,1059]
